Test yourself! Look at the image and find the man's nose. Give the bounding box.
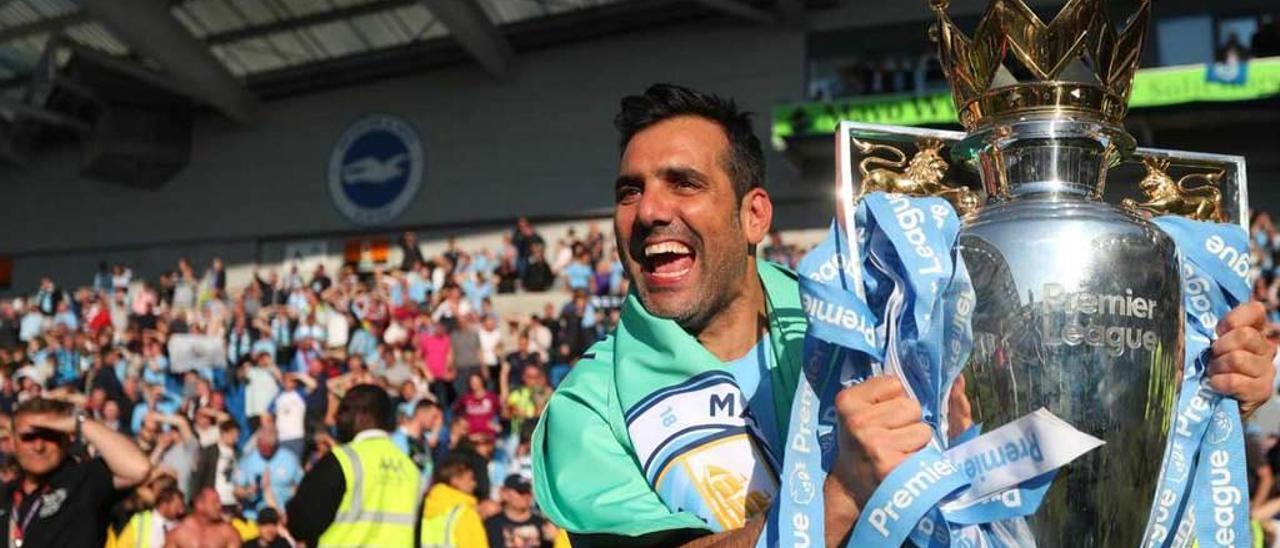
[634,184,675,228]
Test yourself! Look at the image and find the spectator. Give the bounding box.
[521,243,555,292]
[243,352,282,431]
[400,231,425,272]
[270,373,310,459]
[114,483,186,548]
[451,314,485,398]
[244,506,293,548]
[505,365,551,437]
[455,372,500,440]
[1,397,151,546]
[165,487,241,547]
[562,243,593,292]
[484,475,557,548]
[33,277,61,317]
[391,398,444,479]
[234,424,303,520]
[419,458,487,548]
[511,217,544,280]
[193,420,240,510]
[477,315,503,385]
[494,255,519,294]
[414,318,451,396]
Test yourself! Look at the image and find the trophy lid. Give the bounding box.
[930,0,1150,131]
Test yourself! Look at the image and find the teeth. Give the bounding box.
[644,241,691,257]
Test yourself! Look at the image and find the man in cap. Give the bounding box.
[244,507,291,548]
[484,475,559,548]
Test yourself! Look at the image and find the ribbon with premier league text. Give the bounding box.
[761,193,1104,548]
[1142,217,1252,548]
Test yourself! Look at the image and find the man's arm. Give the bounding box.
[287,451,345,545]
[24,413,154,489]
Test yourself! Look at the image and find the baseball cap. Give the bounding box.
[503,475,532,494]
[257,507,281,525]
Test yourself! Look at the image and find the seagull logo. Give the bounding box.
[327,114,424,225]
[342,153,409,185]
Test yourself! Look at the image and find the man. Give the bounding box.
[164,487,241,548]
[243,507,291,548]
[505,365,552,436]
[286,385,420,546]
[390,398,444,479]
[418,458,487,548]
[233,425,302,520]
[269,374,309,460]
[484,475,557,548]
[116,486,187,548]
[194,420,240,512]
[451,313,486,398]
[500,335,541,396]
[0,397,152,546]
[532,83,1279,545]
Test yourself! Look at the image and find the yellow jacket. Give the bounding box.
[422,483,488,548]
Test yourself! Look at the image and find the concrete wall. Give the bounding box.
[0,18,811,294]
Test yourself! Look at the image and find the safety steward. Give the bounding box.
[287,385,420,546]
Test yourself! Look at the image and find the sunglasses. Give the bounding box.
[18,430,66,443]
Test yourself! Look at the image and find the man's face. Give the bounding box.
[157,496,186,521]
[502,486,533,512]
[257,429,277,458]
[614,116,753,331]
[13,413,67,477]
[259,523,279,541]
[195,489,221,520]
[452,469,477,495]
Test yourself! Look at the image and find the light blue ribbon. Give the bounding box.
[1143,217,1252,548]
[765,193,1058,547]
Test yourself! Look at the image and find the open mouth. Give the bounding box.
[641,240,695,283]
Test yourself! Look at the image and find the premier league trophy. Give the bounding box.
[834,0,1251,545]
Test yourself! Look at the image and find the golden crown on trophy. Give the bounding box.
[929,0,1150,130]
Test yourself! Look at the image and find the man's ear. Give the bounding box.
[741,187,773,248]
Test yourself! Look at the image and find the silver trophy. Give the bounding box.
[835,0,1250,544]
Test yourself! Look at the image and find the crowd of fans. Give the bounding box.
[18,208,1280,545]
[0,216,689,547]
[1244,210,1280,546]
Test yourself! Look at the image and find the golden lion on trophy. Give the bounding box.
[1122,157,1224,222]
[853,137,980,216]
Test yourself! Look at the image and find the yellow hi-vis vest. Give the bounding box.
[112,510,155,548]
[317,433,422,547]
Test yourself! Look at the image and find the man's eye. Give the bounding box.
[616,187,640,203]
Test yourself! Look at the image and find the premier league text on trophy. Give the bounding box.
[1039,283,1161,357]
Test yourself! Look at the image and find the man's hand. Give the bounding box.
[1210,302,1278,417]
[829,376,933,508]
[23,412,75,434]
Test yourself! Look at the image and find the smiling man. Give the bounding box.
[530,84,1278,547]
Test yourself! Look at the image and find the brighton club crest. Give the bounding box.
[327,114,424,225]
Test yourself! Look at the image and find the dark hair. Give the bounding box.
[432,457,473,486]
[615,83,765,201]
[338,384,395,432]
[12,398,73,422]
[414,398,440,415]
[155,487,184,507]
[218,420,239,434]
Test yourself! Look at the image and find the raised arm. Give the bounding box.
[26,412,153,490]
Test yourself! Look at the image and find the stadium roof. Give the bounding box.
[0,0,808,124]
